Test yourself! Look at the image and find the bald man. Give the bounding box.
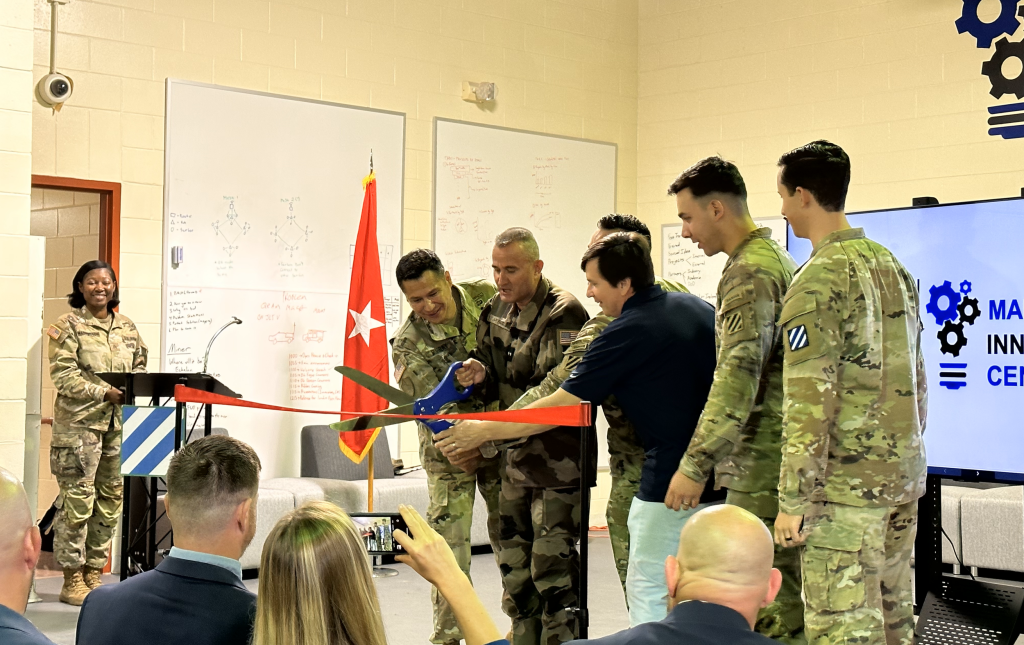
[0,467,55,645]
[569,505,781,644]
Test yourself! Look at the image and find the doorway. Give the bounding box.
[29,175,120,572]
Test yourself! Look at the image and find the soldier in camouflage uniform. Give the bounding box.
[588,215,689,601]
[438,228,589,645]
[390,249,503,645]
[773,142,926,645]
[661,158,804,643]
[47,261,148,606]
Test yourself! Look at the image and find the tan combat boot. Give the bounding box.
[59,568,91,606]
[83,566,104,590]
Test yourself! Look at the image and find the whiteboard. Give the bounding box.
[433,118,616,315]
[162,80,405,478]
[661,219,788,305]
[432,119,616,469]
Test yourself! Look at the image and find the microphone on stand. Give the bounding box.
[202,317,242,374]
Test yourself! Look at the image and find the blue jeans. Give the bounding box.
[624,496,719,626]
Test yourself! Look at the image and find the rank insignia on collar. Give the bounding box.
[788,325,809,351]
[559,330,578,347]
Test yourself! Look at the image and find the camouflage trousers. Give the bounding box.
[727,489,805,644]
[499,479,581,645]
[800,500,918,645]
[419,425,502,645]
[50,422,123,570]
[605,444,643,601]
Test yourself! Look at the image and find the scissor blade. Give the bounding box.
[335,366,414,405]
[329,404,415,433]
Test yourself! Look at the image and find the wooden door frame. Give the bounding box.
[30,175,121,277]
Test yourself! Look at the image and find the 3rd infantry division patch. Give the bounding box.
[788,325,809,351]
[725,312,744,334]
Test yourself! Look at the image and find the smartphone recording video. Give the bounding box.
[349,513,407,555]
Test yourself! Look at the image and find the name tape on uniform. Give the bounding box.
[121,406,179,477]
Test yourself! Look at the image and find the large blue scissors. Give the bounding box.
[330,362,474,434]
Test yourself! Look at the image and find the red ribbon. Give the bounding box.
[173,385,592,427]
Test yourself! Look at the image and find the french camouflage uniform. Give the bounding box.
[48,307,148,571]
[779,228,927,645]
[391,279,503,645]
[512,276,688,603]
[473,276,589,645]
[677,228,804,643]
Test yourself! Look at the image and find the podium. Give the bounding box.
[97,372,240,579]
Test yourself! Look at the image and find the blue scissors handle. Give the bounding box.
[414,361,474,433]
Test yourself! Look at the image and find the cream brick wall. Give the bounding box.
[638,0,1024,271]
[0,0,34,480]
[25,0,637,521]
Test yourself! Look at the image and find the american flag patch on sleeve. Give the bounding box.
[559,330,578,346]
[47,325,62,340]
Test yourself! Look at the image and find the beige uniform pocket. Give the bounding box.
[802,512,866,613]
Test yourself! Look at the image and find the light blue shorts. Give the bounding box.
[625,496,720,626]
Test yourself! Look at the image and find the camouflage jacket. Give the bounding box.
[48,307,148,430]
[512,277,689,467]
[472,276,589,489]
[679,228,797,494]
[778,228,927,515]
[391,279,496,414]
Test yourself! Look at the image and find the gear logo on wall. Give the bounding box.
[929,278,978,390]
[955,0,1022,48]
[955,0,1024,140]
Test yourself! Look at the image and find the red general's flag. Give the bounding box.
[339,171,388,463]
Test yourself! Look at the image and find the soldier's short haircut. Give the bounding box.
[777,140,851,213]
[580,231,655,291]
[666,156,748,201]
[395,248,445,289]
[166,435,261,535]
[596,214,652,245]
[68,260,120,312]
[494,227,540,261]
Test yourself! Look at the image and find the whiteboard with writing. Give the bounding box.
[162,80,405,478]
[433,119,616,314]
[661,219,789,305]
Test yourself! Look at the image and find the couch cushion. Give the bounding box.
[241,487,297,570]
[960,486,1024,572]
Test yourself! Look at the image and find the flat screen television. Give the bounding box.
[787,197,1024,481]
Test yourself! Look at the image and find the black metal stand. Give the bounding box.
[99,372,239,580]
[914,471,1024,644]
[574,402,594,640]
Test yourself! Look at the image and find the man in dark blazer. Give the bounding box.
[0,467,56,645]
[569,505,782,645]
[76,436,262,645]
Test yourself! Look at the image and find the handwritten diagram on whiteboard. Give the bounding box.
[433,119,616,315]
[661,218,789,305]
[162,81,405,477]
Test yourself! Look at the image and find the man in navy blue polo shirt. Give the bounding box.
[437,231,721,624]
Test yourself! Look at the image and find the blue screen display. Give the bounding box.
[787,198,1024,478]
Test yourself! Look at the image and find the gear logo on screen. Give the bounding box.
[927,279,979,390]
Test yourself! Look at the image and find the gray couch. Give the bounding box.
[940,483,1024,573]
[241,425,493,570]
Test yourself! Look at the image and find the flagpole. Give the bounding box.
[367,444,374,512]
[367,147,375,515]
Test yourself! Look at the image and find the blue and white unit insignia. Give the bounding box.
[788,325,809,351]
[120,406,179,477]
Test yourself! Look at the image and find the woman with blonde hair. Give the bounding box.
[254,502,508,645]
[253,501,388,645]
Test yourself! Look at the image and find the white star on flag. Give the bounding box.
[348,301,385,346]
